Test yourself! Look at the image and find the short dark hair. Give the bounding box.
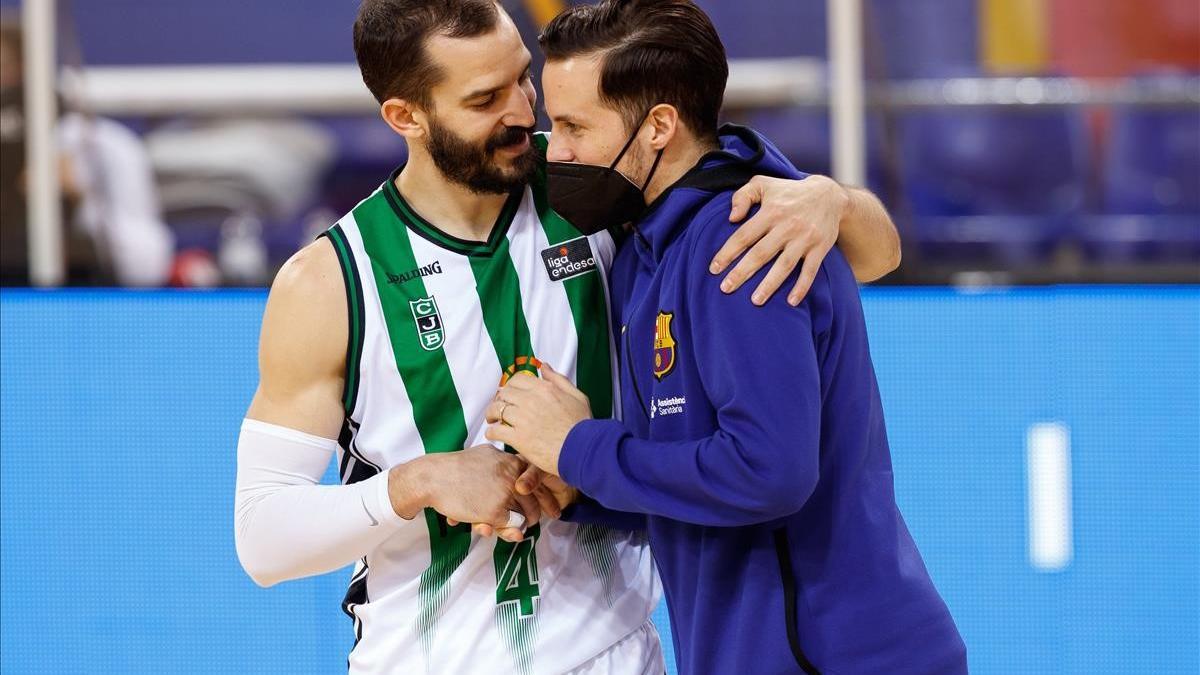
[539,0,727,141]
[353,0,501,107]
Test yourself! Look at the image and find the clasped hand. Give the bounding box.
[439,363,592,542]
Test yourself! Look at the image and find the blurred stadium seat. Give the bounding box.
[1103,92,1200,215]
[897,102,1088,262]
[1077,81,1200,262]
[742,109,892,197]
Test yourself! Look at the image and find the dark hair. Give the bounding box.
[539,0,727,141]
[353,0,501,107]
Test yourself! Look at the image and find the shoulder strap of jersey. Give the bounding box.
[319,224,366,415]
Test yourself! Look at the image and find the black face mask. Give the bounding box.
[546,119,665,235]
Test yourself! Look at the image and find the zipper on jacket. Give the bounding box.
[773,528,821,675]
[619,228,657,422]
[622,325,653,422]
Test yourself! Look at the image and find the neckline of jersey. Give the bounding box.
[381,166,524,258]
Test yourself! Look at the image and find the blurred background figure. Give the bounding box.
[148,117,335,287]
[0,14,173,286]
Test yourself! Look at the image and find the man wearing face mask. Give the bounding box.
[234,0,904,673]
[486,2,967,674]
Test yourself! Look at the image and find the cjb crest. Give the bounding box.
[410,296,444,351]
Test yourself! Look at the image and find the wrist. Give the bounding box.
[559,418,613,488]
[829,178,853,226]
[388,457,434,519]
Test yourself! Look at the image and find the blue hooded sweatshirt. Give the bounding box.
[558,125,967,674]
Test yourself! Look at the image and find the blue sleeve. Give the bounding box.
[559,495,647,531]
[559,206,829,527]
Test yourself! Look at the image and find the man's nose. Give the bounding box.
[501,84,535,130]
[545,135,574,163]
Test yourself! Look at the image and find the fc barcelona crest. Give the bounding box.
[653,311,677,380]
[410,296,445,351]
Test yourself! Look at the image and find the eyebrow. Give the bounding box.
[551,114,583,125]
[461,56,533,103]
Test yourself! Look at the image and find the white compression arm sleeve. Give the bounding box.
[234,418,408,588]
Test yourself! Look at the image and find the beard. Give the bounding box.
[426,117,538,195]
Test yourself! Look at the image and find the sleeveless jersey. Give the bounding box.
[319,135,658,674]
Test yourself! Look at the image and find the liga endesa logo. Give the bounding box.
[499,355,544,386]
[540,237,597,282]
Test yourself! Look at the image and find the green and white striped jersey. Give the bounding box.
[321,136,658,674]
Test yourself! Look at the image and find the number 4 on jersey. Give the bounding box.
[495,526,540,617]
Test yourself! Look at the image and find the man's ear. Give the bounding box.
[381,98,428,140]
[645,103,680,151]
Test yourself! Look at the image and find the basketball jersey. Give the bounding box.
[319,135,658,674]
